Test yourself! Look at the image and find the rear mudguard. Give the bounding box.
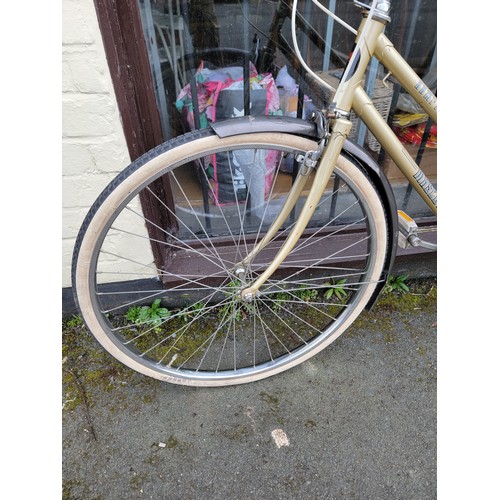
[210,116,398,309]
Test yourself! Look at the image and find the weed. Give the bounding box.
[270,290,289,311]
[180,301,205,322]
[218,279,255,321]
[126,306,141,323]
[384,274,410,294]
[324,278,348,300]
[126,299,170,331]
[293,285,318,302]
[66,314,83,328]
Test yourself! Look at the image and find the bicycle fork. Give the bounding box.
[238,4,388,301]
[238,117,351,301]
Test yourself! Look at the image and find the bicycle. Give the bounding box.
[71,0,437,386]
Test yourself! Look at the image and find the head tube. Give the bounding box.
[353,0,391,22]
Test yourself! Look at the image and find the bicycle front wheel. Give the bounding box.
[72,128,388,386]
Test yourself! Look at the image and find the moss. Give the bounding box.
[62,278,436,401]
[129,472,148,491]
[345,278,436,340]
[220,425,252,440]
[142,393,156,404]
[260,391,280,410]
[384,331,398,343]
[62,317,138,412]
[348,309,395,336]
[376,278,437,314]
[167,435,179,449]
[62,478,97,499]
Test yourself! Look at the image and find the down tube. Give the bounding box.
[352,86,437,213]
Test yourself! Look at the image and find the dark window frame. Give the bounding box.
[94,0,178,269]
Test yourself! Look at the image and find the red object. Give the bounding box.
[396,123,437,148]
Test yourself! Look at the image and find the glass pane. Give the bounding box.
[136,0,436,219]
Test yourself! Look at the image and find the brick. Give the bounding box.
[89,138,130,173]
[62,47,110,94]
[62,142,95,175]
[62,173,117,209]
[62,94,122,138]
[62,0,97,45]
[62,138,130,176]
[62,206,90,240]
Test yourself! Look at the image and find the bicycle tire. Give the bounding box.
[72,127,388,386]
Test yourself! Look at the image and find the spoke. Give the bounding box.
[122,202,233,273]
[255,302,275,364]
[216,306,237,372]
[247,232,370,282]
[260,291,325,335]
[251,152,286,243]
[97,259,232,314]
[98,287,166,295]
[167,171,237,268]
[110,221,236,269]
[246,175,363,268]
[98,266,231,296]
[264,295,348,311]
[191,304,230,372]
[226,149,250,262]
[267,290,346,320]
[100,287,167,315]
[286,235,370,282]
[262,268,368,290]
[252,299,257,367]
[262,277,355,293]
[123,289,223,345]
[118,290,223,341]
[233,311,237,371]
[264,202,365,264]
[241,190,334,266]
[184,162,246,259]
[173,292,237,371]
[256,310,294,355]
[151,294,235,362]
[251,232,370,288]
[290,215,366,257]
[256,297,307,347]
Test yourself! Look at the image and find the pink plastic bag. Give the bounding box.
[176,62,282,206]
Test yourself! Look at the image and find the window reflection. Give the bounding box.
[137,0,436,218]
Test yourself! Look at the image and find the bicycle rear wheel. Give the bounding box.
[72,128,388,386]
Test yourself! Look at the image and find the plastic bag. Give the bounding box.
[275,65,315,120]
[176,61,282,205]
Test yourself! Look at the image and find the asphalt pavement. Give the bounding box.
[62,261,436,499]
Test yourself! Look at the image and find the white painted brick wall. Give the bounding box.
[62,0,131,288]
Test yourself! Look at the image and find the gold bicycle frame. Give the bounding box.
[241,0,437,299]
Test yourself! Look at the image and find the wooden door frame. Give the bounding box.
[93,0,177,268]
[94,0,164,158]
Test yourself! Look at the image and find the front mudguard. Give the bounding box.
[210,116,398,309]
